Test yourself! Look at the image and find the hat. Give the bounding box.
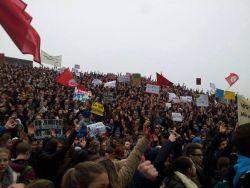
[192,137,202,144]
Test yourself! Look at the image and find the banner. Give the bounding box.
[131,73,141,86]
[117,75,130,83]
[238,95,250,125]
[91,102,104,116]
[196,94,209,107]
[87,122,106,137]
[146,84,160,94]
[41,50,62,67]
[92,79,103,86]
[180,96,192,103]
[224,91,236,100]
[73,87,91,102]
[104,80,116,88]
[172,113,183,122]
[33,119,63,139]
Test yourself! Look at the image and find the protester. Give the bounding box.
[0,61,249,188]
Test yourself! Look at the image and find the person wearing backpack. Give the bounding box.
[10,142,35,184]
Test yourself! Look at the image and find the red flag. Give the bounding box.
[0,0,40,63]
[56,68,78,87]
[225,73,239,86]
[77,84,86,92]
[156,73,173,87]
[196,78,201,85]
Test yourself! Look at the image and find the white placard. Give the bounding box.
[146,84,160,94]
[92,79,103,86]
[172,113,183,122]
[104,80,116,88]
[196,94,209,107]
[117,75,130,83]
[41,50,62,67]
[180,96,192,103]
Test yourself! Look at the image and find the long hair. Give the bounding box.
[61,161,107,188]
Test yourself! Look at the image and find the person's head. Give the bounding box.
[173,156,196,178]
[25,179,55,188]
[218,139,228,150]
[44,138,58,153]
[0,134,12,148]
[232,124,250,156]
[16,142,32,160]
[217,157,230,171]
[0,147,10,174]
[184,143,203,164]
[124,141,131,150]
[61,161,109,188]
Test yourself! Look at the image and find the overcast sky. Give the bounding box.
[1,0,250,97]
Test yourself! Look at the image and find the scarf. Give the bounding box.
[174,171,198,188]
[233,154,250,188]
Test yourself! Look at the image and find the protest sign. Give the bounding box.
[33,119,63,139]
[103,92,115,104]
[196,94,209,107]
[74,64,80,69]
[104,80,116,88]
[224,91,236,100]
[87,122,106,137]
[117,75,130,83]
[180,96,192,103]
[168,93,177,102]
[238,95,250,125]
[92,79,103,86]
[146,84,160,94]
[131,73,141,86]
[91,102,104,116]
[172,113,183,122]
[165,103,172,109]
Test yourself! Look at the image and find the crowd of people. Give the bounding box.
[0,62,250,188]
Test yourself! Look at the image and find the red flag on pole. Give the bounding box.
[56,68,78,87]
[0,0,40,63]
[156,73,173,87]
[225,73,239,87]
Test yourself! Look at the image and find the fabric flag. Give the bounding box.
[225,73,239,87]
[238,95,250,125]
[104,80,116,88]
[0,53,4,63]
[196,78,201,85]
[41,50,62,67]
[131,73,141,86]
[77,85,86,92]
[215,89,224,98]
[210,83,216,90]
[0,0,41,63]
[55,68,78,87]
[156,73,173,87]
[196,94,209,107]
[146,84,160,94]
[224,91,236,100]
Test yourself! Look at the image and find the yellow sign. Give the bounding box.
[91,102,104,116]
[238,95,250,125]
[131,73,141,86]
[224,91,236,100]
